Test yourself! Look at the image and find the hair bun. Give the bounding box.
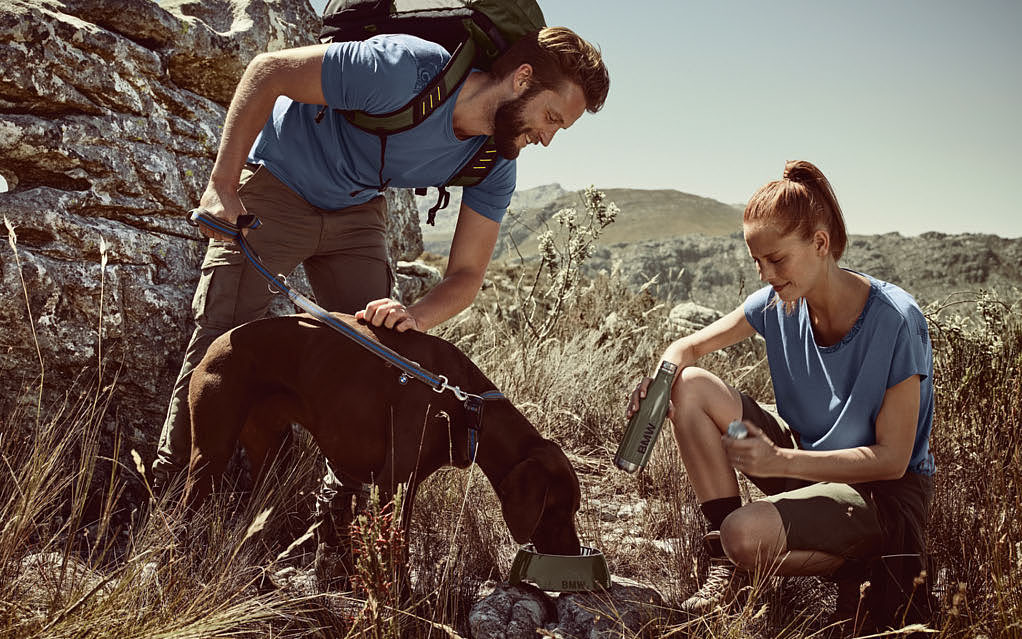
[782,160,814,183]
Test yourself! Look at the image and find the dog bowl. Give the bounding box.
[508,544,611,592]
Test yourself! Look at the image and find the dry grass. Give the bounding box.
[2,234,1019,637]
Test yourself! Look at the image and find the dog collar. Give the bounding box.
[463,390,506,462]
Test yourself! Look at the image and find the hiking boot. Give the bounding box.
[680,531,750,616]
[150,468,186,509]
[314,541,354,590]
[313,502,356,590]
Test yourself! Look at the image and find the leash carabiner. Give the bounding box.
[431,376,475,403]
[431,375,447,393]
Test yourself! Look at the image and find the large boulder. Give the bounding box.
[0,0,423,482]
[668,300,724,333]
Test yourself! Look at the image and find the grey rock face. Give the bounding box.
[589,232,1022,315]
[470,581,557,639]
[470,578,664,639]
[554,576,665,639]
[12,552,111,625]
[0,1,425,479]
[395,259,442,303]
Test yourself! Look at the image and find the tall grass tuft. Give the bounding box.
[924,290,1022,636]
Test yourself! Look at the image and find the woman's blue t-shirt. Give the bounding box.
[744,274,936,476]
[247,35,516,222]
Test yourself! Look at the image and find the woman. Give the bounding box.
[628,160,934,625]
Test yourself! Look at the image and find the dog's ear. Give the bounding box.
[536,443,580,513]
[497,457,548,544]
[526,442,582,555]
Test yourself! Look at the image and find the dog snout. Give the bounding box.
[531,515,581,555]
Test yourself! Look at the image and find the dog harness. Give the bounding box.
[189,210,504,461]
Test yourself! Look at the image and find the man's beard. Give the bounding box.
[493,85,542,160]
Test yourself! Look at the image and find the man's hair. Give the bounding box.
[491,27,609,113]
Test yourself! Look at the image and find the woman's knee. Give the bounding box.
[670,368,739,435]
[720,503,786,569]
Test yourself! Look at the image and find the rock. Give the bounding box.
[470,581,557,639]
[648,537,683,554]
[470,577,664,639]
[11,552,111,624]
[586,232,1022,316]
[386,189,425,263]
[598,311,624,338]
[668,301,723,332]
[592,497,647,523]
[67,0,321,107]
[0,0,430,503]
[554,576,665,639]
[395,259,442,303]
[583,235,753,312]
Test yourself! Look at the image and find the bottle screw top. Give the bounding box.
[727,420,748,440]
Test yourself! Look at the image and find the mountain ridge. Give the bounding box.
[417,184,1022,313]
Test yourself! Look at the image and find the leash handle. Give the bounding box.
[188,209,262,238]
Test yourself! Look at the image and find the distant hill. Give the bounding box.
[420,184,741,256]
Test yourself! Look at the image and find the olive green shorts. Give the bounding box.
[739,394,933,560]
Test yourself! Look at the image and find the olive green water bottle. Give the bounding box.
[614,361,678,472]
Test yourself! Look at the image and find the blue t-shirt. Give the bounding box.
[744,273,936,476]
[247,35,516,222]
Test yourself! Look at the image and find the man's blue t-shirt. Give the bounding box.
[247,35,516,222]
[744,273,936,476]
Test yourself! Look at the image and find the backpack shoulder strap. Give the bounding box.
[447,136,499,189]
[422,136,499,226]
[341,20,491,135]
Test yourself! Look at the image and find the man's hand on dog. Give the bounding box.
[356,298,419,332]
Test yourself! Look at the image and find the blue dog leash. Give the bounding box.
[188,209,503,461]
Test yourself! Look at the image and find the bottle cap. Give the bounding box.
[727,420,748,439]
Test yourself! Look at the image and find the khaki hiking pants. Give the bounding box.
[153,165,391,490]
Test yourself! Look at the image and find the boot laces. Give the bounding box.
[694,559,738,600]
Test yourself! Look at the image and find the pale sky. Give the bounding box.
[306,0,1021,237]
[523,0,1021,238]
[8,2,1015,238]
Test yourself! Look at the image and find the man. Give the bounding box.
[152,26,608,578]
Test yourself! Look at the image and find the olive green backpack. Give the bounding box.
[319,0,546,223]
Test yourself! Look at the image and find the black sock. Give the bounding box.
[700,496,742,531]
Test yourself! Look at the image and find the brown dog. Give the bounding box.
[183,312,582,555]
